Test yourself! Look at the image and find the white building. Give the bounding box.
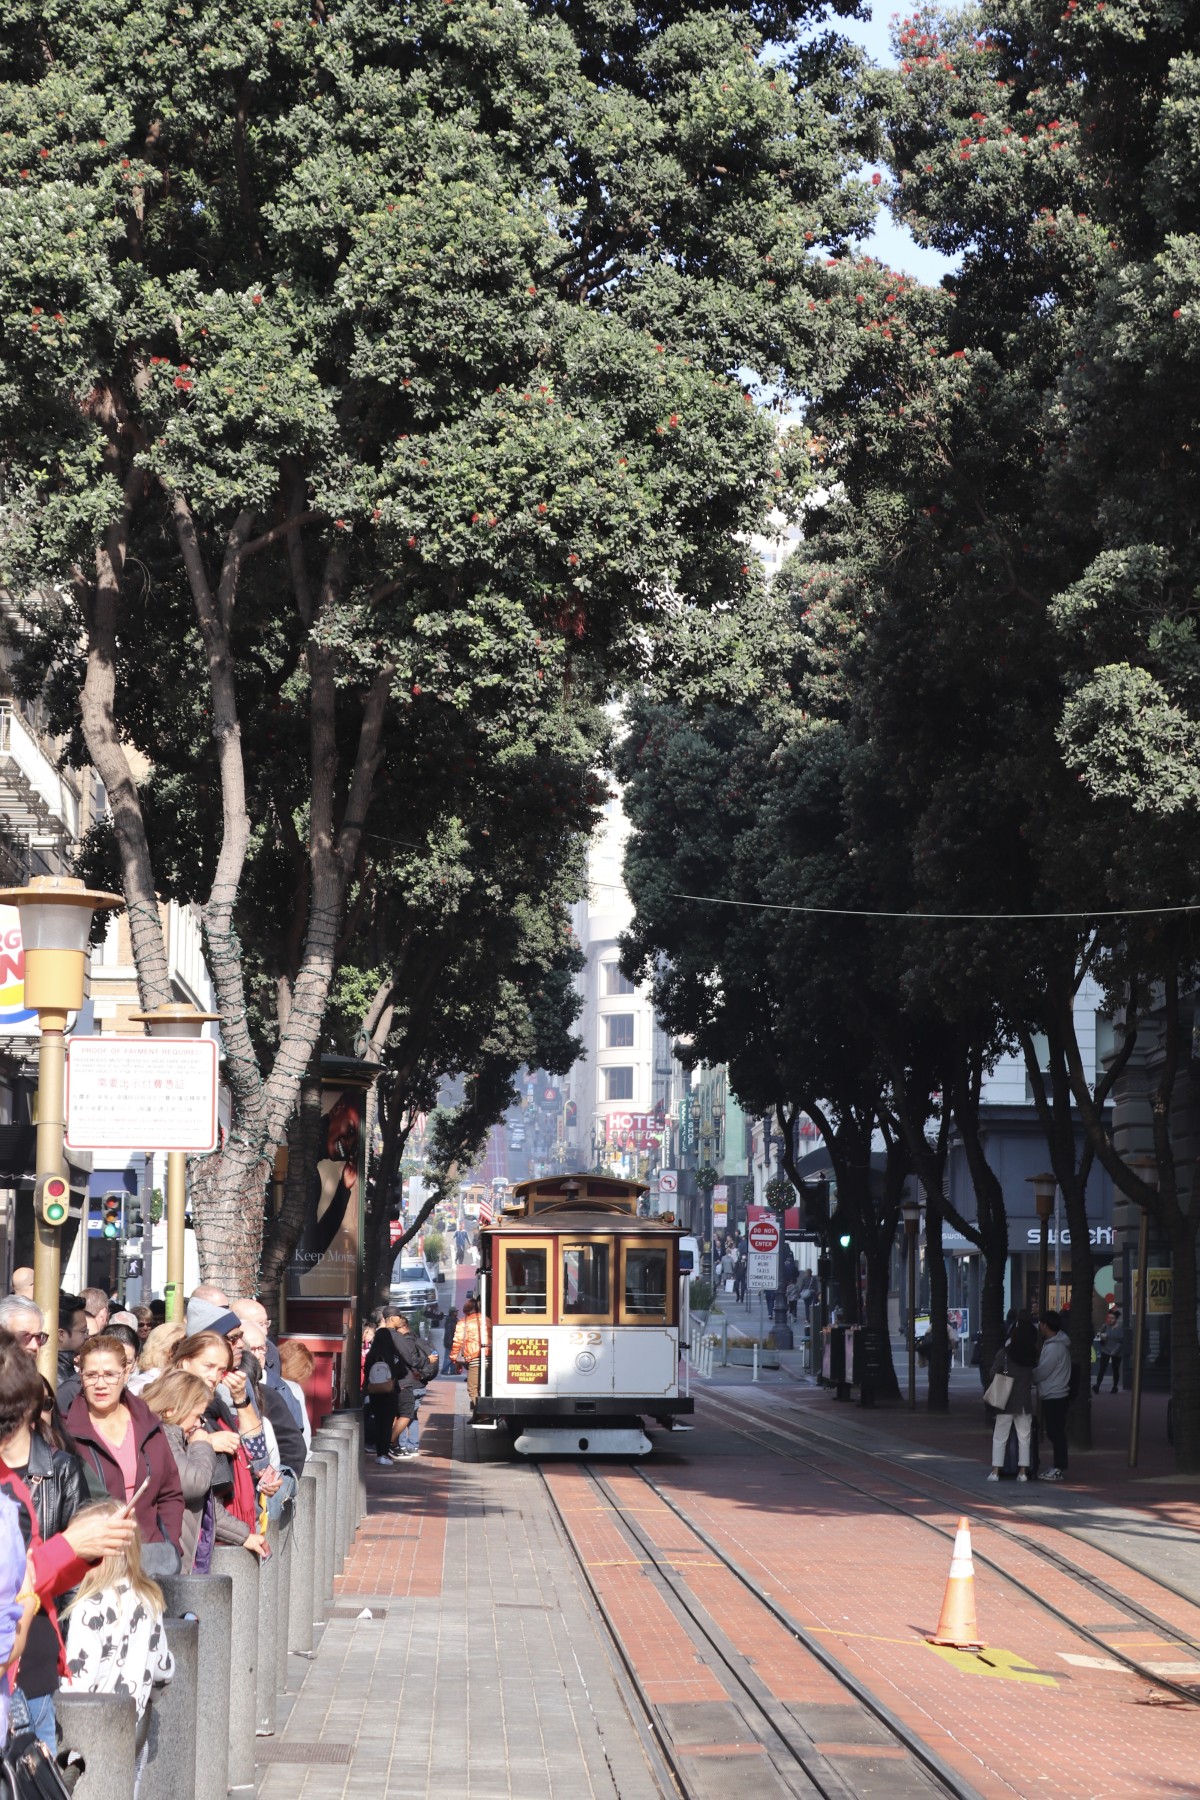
[563,796,680,1180]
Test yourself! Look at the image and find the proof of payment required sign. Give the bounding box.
[66,1036,219,1153]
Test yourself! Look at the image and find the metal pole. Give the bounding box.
[1038,1213,1049,1319]
[1128,1205,1150,1469]
[165,1149,187,1324]
[907,1225,917,1411]
[33,1009,67,1387]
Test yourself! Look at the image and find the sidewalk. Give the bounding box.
[258,1376,663,1800]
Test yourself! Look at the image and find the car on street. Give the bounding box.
[389,1260,439,1317]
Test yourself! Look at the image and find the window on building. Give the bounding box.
[563,1244,609,1315]
[603,1066,634,1101]
[604,963,636,996]
[605,1013,634,1048]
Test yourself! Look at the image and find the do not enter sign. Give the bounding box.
[748,1218,780,1254]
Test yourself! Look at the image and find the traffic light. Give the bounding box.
[565,1101,578,1130]
[838,1230,852,1250]
[34,1174,69,1227]
[102,1194,122,1239]
[801,1177,830,1233]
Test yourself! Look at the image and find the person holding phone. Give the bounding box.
[64,1337,184,1570]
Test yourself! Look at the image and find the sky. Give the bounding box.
[835,4,957,287]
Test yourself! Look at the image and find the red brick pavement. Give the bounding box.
[653,1401,1200,1799]
[334,1381,454,1598]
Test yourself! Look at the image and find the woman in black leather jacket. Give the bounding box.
[1,1371,87,1750]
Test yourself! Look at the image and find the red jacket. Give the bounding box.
[65,1390,185,1550]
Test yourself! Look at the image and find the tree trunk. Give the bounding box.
[863,1231,901,1400]
[1169,1213,1200,1474]
[1062,1177,1095,1449]
[979,1235,1007,1395]
[925,1201,950,1412]
[259,1051,324,1312]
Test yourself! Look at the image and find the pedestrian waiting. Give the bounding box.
[985,1312,1040,1482]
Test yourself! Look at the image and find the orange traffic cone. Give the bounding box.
[927,1517,983,1649]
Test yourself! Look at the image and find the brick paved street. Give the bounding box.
[257,1325,1200,1800]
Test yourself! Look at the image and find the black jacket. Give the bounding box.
[374,1327,422,1390]
[23,1431,88,1544]
[258,1379,307,1474]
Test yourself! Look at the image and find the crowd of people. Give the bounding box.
[360,1293,485,1463]
[0,1269,314,1785]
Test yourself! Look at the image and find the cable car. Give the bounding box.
[473,1174,694,1455]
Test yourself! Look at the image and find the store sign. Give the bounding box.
[0,907,34,1033]
[507,1336,550,1384]
[66,1037,218,1152]
[1133,1268,1173,1315]
[605,1112,662,1149]
[1024,1225,1115,1248]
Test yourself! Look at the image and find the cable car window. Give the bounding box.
[562,1244,609,1315]
[505,1247,548,1315]
[624,1247,668,1317]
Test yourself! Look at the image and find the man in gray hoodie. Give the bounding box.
[1036,1310,1073,1481]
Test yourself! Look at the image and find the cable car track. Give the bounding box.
[538,1459,986,1800]
[695,1389,1200,1707]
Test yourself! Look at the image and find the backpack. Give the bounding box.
[365,1356,395,1394]
[414,1336,440,1383]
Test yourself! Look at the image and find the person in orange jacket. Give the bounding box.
[449,1297,488,1404]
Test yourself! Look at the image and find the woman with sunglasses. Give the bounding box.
[63,1336,183,1567]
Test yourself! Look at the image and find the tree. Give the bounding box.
[1,0,875,1289]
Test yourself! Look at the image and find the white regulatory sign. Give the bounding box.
[66,1037,219,1153]
[747,1251,778,1293]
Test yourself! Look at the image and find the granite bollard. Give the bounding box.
[212,1545,259,1788]
[157,1571,233,1800]
[56,1692,137,1800]
[142,1616,199,1800]
[256,1514,281,1733]
[311,1429,350,1571]
[289,1472,317,1653]
[306,1449,339,1606]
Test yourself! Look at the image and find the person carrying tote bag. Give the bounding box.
[985,1313,1040,1482]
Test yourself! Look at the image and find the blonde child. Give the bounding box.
[63,1500,173,1785]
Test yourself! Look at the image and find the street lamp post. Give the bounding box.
[130,1004,219,1324]
[1028,1173,1057,1318]
[0,877,122,1385]
[901,1194,923,1411]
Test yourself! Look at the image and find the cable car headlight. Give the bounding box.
[575,1351,597,1373]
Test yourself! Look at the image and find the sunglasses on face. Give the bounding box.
[15,1332,48,1348]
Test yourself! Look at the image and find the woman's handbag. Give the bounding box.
[365,1359,395,1394]
[982,1363,1014,1410]
[2,1691,72,1800]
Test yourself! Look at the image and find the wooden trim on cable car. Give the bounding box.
[559,1236,615,1326]
[618,1238,676,1326]
[496,1237,554,1324]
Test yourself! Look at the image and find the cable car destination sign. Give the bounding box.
[65,1037,219,1153]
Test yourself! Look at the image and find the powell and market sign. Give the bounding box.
[942,1221,1116,1254]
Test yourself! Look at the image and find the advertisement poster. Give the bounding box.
[290,1064,374,1298]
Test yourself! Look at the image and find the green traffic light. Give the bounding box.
[838,1233,852,1249]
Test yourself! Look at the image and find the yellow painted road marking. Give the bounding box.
[928,1644,1057,1686]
